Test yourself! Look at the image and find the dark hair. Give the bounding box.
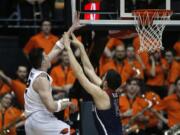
[126,78,146,94]
[105,69,121,90]
[29,48,44,69]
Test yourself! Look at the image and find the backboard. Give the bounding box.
[71,0,180,30]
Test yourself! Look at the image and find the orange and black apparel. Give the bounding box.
[167,60,180,85]
[99,59,124,77]
[145,58,167,98]
[0,84,11,96]
[119,94,142,127]
[50,65,76,87]
[23,32,58,55]
[155,94,180,128]
[121,59,144,84]
[0,107,22,135]
[11,80,26,108]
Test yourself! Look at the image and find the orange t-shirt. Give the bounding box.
[133,36,149,66]
[99,59,123,77]
[64,98,79,121]
[23,32,58,54]
[0,84,11,96]
[167,60,180,84]
[156,94,180,127]
[119,94,142,126]
[50,65,76,87]
[137,92,161,128]
[11,80,26,108]
[146,59,166,86]
[106,38,124,50]
[173,41,180,56]
[121,59,144,83]
[0,107,22,135]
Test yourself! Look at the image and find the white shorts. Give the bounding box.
[25,111,70,135]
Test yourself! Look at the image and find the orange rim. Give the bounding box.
[132,9,173,17]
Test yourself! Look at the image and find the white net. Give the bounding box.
[133,10,172,53]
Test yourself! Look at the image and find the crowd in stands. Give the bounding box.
[0,19,180,135]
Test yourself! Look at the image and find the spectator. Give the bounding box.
[99,44,126,77]
[121,46,144,83]
[50,50,76,93]
[164,50,180,95]
[146,51,168,98]
[0,92,23,135]
[153,77,180,128]
[133,36,149,66]
[23,20,58,56]
[0,65,28,108]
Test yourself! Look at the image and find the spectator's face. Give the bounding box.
[114,45,126,60]
[165,51,173,64]
[127,80,140,95]
[41,21,51,35]
[1,94,12,108]
[61,51,69,66]
[126,47,135,58]
[17,66,27,81]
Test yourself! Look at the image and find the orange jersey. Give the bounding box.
[50,65,76,86]
[137,92,161,128]
[146,59,166,86]
[119,95,142,126]
[11,80,26,108]
[167,60,180,84]
[23,32,58,54]
[64,98,79,121]
[121,59,144,83]
[173,41,180,56]
[99,59,124,77]
[106,38,124,50]
[156,94,180,127]
[0,84,11,96]
[133,36,149,66]
[0,107,22,135]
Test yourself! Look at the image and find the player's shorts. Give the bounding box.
[25,111,70,135]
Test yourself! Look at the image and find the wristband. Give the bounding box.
[55,98,70,112]
[55,39,64,50]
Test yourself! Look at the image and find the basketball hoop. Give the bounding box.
[132,9,173,53]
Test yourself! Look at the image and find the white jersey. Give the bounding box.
[24,68,70,135]
[24,68,53,116]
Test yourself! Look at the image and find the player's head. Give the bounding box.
[29,48,51,70]
[41,20,52,35]
[102,69,121,91]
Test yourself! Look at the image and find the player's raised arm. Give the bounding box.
[71,33,102,86]
[64,33,110,110]
[48,12,83,62]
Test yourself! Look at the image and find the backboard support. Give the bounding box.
[71,0,180,30]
